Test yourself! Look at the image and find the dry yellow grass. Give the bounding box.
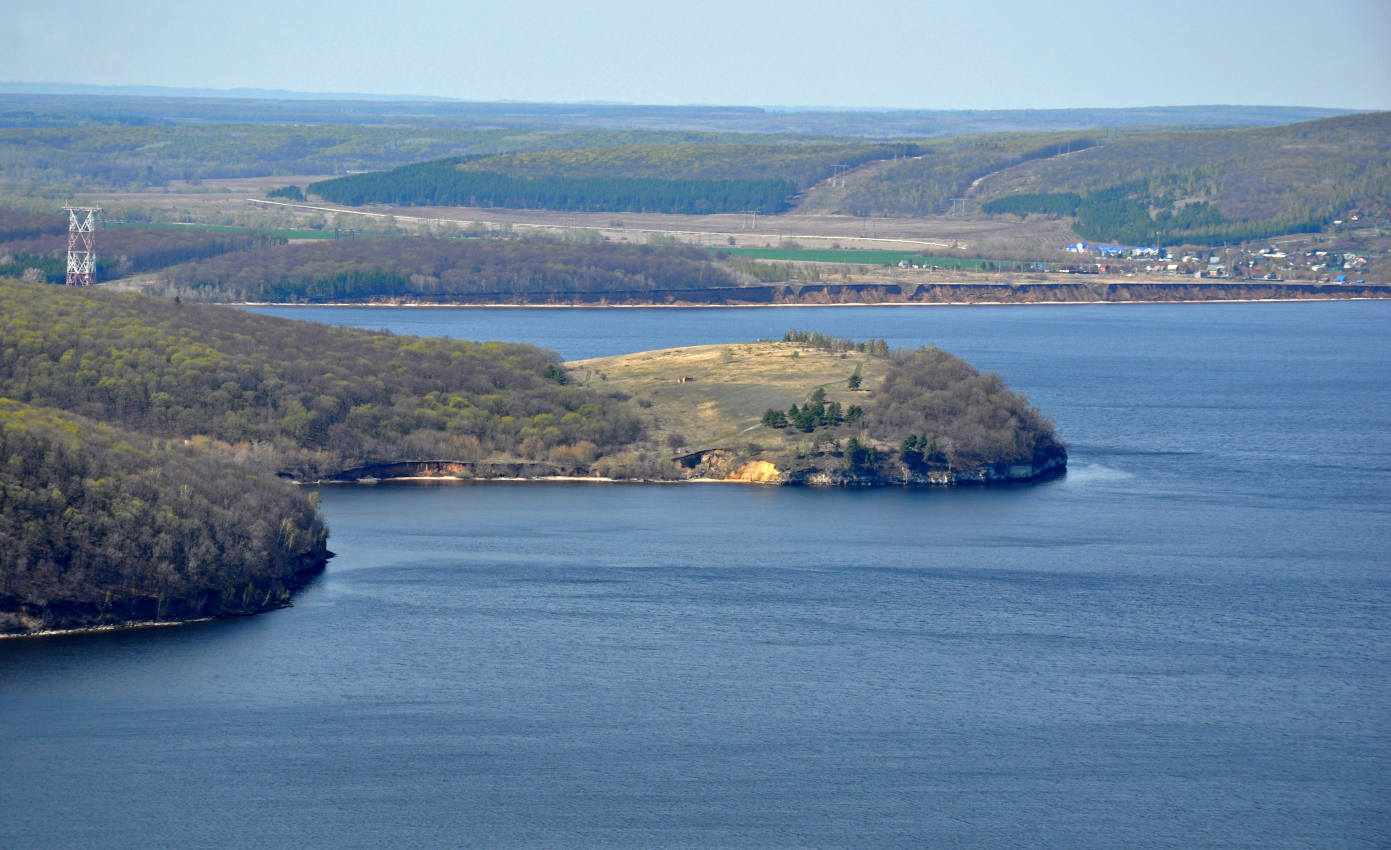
[567,341,884,456]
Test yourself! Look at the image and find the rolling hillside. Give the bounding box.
[967,112,1391,244]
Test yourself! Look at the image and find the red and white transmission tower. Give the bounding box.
[63,205,100,286]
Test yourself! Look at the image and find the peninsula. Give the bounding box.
[1,282,1064,635]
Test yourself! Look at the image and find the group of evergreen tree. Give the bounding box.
[267,185,305,201]
[762,387,864,433]
[311,163,799,215]
[841,436,879,473]
[782,329,890,356]
[898,433,949,469]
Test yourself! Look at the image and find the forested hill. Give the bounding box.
[0,281,643,481]
[0,278,650,634]
[968,111,1391,244]
[0,399,327,635]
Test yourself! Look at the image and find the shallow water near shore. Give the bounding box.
[3,301,1389,847]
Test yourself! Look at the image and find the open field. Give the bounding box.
[718,247,996,267]
[76,175,1077,253]
[26,176,1389,297]
[568,341,883,459]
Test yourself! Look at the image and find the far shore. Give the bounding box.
[232,295,1390,310]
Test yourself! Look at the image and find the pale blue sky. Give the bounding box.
[5,0,1389,109]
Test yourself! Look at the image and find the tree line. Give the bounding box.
[0,281,644,480]
[312,166,799,215]
[154,235,744,302]
[982,183,1324,245]
[0,218,284,283]
[782,329,891,356]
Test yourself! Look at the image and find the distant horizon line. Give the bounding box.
[0,81,1370,115]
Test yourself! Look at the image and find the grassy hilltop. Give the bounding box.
[572,332,1065,485]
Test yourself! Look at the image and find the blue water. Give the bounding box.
[4,302,1390,847]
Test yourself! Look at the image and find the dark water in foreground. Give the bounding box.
[3,302,1390,847]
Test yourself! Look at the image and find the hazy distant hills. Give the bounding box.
[0,87,1383,246]
[0,86,1354,136]
[303,110,1391,244]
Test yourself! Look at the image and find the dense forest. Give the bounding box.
[152,236,745,302]
[309,142,920,214]
[0,399,327,634]
[0,281,643,479]
[0,207,68,241]
[972,112,1391,244]
[312,166,799,214]
[866,346,1064,470]
[0,220,284,283]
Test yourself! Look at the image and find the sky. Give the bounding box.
[4,0,1390,110]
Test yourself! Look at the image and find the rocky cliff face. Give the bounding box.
[673,447,1066,487]
[321,449,1066,488]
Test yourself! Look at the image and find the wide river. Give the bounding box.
[3,302,1389,847]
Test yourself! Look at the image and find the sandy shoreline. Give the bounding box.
[309,475,755,486]
[0,617,212,640]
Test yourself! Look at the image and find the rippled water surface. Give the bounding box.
[4,302,1389,847]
